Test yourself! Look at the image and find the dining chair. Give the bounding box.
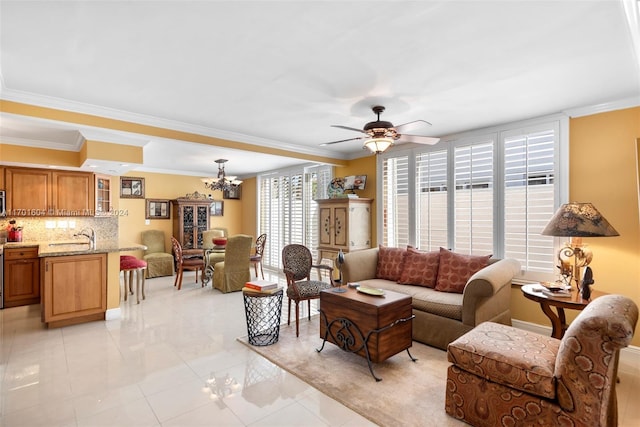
[141,230,174,278]
[282,244,335,337]
[213,234,253,293]
[250,233,267,280]
[171,236,205,290]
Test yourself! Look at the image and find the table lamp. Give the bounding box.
[541,202,619,291]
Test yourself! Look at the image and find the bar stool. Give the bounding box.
[120,255,147,304]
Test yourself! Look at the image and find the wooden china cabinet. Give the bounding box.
[171,196,212,249]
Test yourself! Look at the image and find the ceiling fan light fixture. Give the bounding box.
[363,137,394,154]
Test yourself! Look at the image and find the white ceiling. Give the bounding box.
[1,0,639,178]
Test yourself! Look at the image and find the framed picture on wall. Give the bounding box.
[145,199,170,219]
[210,200,224,216]
[223,186,241,200]
[120,176,145,198]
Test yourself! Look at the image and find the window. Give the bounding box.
[258,164,332,270]
[416,150,448,251]
[379,115,568,281]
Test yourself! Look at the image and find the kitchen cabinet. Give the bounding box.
[3,246,40,307]
[94,174,112,216]
[172,198,211,249]
[4,167,94,216]
[41,253,107,328]
[317,198,373,263]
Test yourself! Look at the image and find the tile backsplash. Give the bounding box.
[1,217,118,243]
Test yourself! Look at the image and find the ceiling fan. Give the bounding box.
[321,105,440,154]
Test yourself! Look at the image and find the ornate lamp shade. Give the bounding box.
[541,202,619,238]
[541,202,619,292]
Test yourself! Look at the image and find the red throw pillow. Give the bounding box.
[376,245,407,282]
[398,247,440,287]
[435,248,491,293]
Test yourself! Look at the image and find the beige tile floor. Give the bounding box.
[1,269,638,426]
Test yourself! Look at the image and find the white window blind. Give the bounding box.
[382,155,410,247]
[415,150,448,251]
[454,141,494,254]
[503,126,556,273]
[257,164,332,269]
[378,116,567,279]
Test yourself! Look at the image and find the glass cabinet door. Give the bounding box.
[95,174,111,216]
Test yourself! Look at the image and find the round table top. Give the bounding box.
[521,283,606,310]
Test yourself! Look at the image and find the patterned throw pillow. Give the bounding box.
[376,245,407,281]
[435,247,491,293]
[397,247,440,287]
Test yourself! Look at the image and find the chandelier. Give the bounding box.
[202,159,243,192]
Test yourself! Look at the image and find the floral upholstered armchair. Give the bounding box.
[445,294,638,427]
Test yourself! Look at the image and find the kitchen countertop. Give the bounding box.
[2,240,147,257]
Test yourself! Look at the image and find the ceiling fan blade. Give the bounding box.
[395,119,433,133]
[331,125,367,134]
[397,134,440,145]
[320,137,364,146]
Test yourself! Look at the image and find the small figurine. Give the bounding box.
[580,266,594,300]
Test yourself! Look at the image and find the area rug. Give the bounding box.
[237,316,465,427]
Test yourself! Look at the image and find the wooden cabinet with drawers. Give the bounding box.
[317,198,373,263]
[3,246,40,307]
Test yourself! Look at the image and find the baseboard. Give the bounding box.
[105,307,121,321]
[511,319,640,375]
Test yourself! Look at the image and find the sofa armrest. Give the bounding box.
[461,258,521,326]
[342,247,379,283]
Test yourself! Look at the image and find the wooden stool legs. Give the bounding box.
[122,267,146,304]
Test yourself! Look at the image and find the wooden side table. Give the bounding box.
[521,284,606,339]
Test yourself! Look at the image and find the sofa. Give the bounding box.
[445,294,638,427]
[341,246,521,350]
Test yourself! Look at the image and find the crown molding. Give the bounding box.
[562,96,640,118]
[0,86,346,160]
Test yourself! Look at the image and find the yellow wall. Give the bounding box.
[334,155,378,245]
[117,171,247,258]
[510,107,640,346]
[241,177,257,239]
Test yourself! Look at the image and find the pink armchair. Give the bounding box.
[445,294,638,427]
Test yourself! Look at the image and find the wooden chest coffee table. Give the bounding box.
[317,286,415,381]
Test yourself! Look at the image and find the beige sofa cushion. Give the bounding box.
[358,278,464,321]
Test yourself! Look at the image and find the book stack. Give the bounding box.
[538,281,572,298]
[243,280,281,294]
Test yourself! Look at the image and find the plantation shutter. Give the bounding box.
[415,150,448,251]
[382,155,410,247]
[257,164,332,269]
[503,126,557,273]
[453,141,494,254]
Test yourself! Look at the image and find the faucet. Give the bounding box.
[74,228,96,250]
